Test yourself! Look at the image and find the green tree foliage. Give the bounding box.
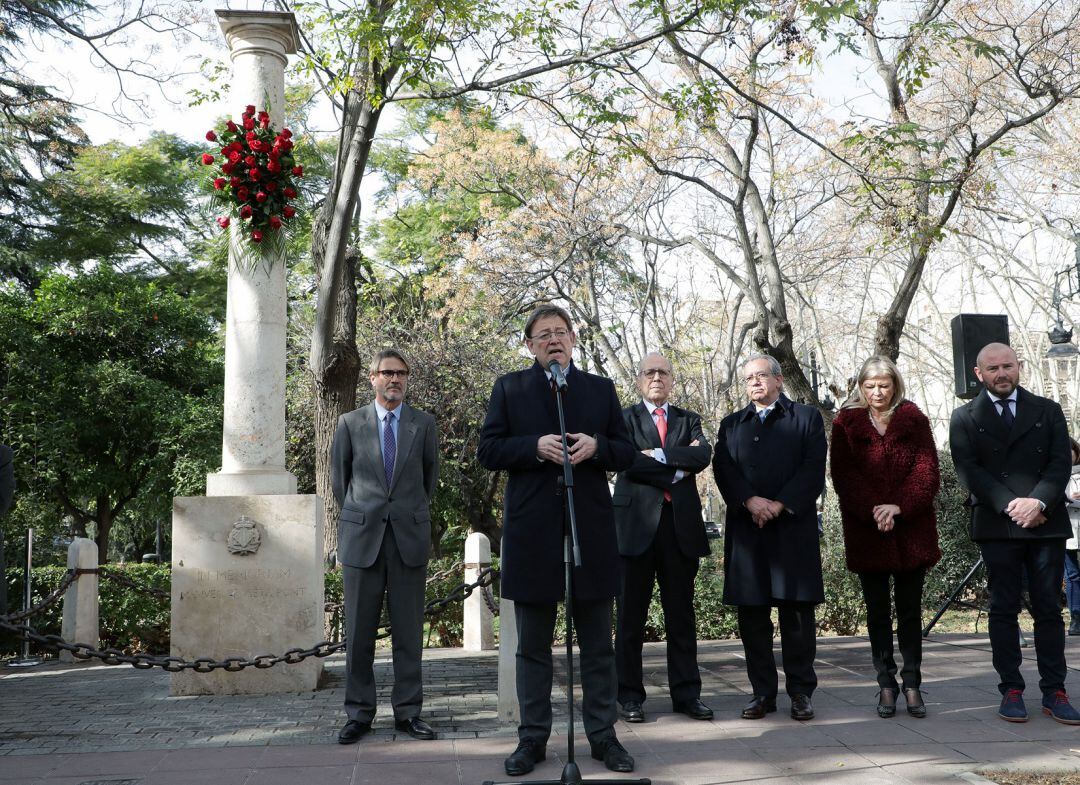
[0,268,223,562]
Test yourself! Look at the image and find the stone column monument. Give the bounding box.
[171,9,324,696]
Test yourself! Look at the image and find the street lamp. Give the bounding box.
[1045,235,1080,359]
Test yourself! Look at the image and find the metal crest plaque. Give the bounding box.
[227,516,261,555]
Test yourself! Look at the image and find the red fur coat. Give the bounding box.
[830,400,941,574]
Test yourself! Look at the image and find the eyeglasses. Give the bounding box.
[639,368,671,379]
[376,369,409,380]
[743,372,775,384]
[529,329,571,342]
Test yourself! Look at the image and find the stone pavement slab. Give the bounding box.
[2,635,1080,783]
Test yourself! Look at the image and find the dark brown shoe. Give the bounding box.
[741,695,777,719]
[790,694,814,721]
[877,687,897,718]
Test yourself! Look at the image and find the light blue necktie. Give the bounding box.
[383,411,396,487]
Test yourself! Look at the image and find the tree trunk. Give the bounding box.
[95,496,111,565]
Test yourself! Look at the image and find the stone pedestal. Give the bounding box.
[463,533,494,651]
[170,494,323,695]
[497,597,519,723]
[60,539,98,663]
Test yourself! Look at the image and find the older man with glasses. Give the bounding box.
[330,348,440,744]
[712,354,827,722]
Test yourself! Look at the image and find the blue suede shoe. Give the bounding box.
[1042,691,1080,725]
[999,689,1028,722]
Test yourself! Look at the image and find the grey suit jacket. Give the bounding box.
[331,403,439,569]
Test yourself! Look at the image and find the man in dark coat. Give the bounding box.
[478,304,636,776]
[331,349,439,744]
[0,444,13,621]
[950,342,1079,724]
[613,352,713,723]
[712,354,826,721]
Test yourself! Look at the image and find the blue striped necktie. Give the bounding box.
[383,411,396,487]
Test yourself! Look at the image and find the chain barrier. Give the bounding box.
[95,566,171,600]
[1,565,501,672]
[0,568,80,623]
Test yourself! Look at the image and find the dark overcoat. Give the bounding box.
[830,401,941,574]
[711,395,826,605]
[612,402,711,559]
[949,387,1072,542]
[478,361,635,603]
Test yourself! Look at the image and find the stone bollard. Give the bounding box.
[463,532,494,651]
[497,597,519,723]
[60,538,98,663]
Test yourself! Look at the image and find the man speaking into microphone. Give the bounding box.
[479,304,636,776]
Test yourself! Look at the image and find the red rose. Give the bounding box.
[281,128,293,139]
[243,117,255,130]
[282,205,296,218]
[206,130,217,142]
[216,216,230,229]
[265,181,277,192]
[226,120,238,132]
[260,117,270,129]
[269,215,282,230]
[213,177,226,190]
[258,110,269,120]
[221,162,235,174]
[240,205,253,219]
[245,104,256,115]
[236,187,249,201]
[251,230,263,243]
[245,131,256,142]
[256,191,268,203]
[244,155,256,167]
[291,165,303,177]
[248,167,261,180]
[283,186,297,199]
[269,147,281,160]
[266,160,281,173]
[201,153,214,165]
[228,150,241,163]
[230,176,243,188]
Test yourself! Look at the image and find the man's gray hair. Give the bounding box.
[742,353,782,376]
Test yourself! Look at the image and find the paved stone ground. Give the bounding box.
[2,634,1080,784]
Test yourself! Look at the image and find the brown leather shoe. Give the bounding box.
[741,695,777,719]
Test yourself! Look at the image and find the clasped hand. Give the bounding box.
[745,495,784,528]
[873,504,901,533]
[1006,497,1046,528]
[537,433,597,465]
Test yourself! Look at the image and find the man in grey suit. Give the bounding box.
[331,349,439,744]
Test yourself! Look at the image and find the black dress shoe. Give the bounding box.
[504,739,546,776]
[590,737,634,773]
[741,695,777,719]
[904,687,927,719]
[877,687,897,718]
[394,716,436,740]
[620,700,645,723]
[790,694,814,721]
[337,719,371,744]
[673,698,714,720]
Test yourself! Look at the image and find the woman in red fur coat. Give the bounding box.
[831,356,941,719]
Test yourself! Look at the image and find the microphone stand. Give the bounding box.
[484,368,650,785]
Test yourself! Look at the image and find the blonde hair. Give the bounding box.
[842,355,906,413]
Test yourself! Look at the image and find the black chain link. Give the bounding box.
[96,566,170,600]
[0,566,501,672]
[0,568,81,623]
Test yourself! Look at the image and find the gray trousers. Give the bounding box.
[343,526,426,723]
[515,598,618,746]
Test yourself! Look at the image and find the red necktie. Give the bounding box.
[655,408,671,501]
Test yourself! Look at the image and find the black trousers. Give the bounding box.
[343,525,426,723]
[857,568,926,691]
[516,598,618,746]
[615,503,701,707]
[980,538,1067,696]
[737,602,818,698]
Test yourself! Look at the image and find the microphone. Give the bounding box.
[548,360,568,391]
